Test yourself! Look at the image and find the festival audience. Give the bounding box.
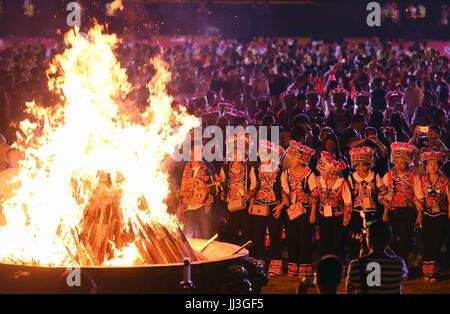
[315,255,343,294]
[0,36,449,292]
[346,221,408,294]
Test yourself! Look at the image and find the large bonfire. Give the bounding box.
[0,25,200,267]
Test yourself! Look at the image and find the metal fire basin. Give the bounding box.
[0,239,250,293]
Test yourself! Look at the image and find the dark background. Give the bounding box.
[0,0,448,40]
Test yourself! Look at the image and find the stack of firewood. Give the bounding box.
[62,172,202,266]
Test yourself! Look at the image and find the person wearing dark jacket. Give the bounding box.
[371,77,387,112]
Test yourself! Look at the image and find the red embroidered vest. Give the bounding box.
[179,162,213,212]
[317,177,346,216]
[420,175,449,216]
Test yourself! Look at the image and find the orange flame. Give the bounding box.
[0,25,199,266]
[106,0,124,16]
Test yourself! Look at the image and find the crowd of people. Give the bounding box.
[160,36,450,290]
[380,1,449,39]
[0,34,449,293]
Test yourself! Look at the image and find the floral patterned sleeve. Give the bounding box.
[341,179,353,213]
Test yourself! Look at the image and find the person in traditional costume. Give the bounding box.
[280,141,318,278]
[326,87,353,136]
[418,148,449,282]
[305,90,325,126]
[219,133,257,246]
[316,151,352,262]
[380,142,425,263]
[347,146,385,259]
[354,91,371,116]
[178,141,216,239]
[247,140,284,274]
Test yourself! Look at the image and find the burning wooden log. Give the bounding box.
[63,171,200,266]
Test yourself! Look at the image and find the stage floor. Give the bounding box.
[262,270,450,294]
